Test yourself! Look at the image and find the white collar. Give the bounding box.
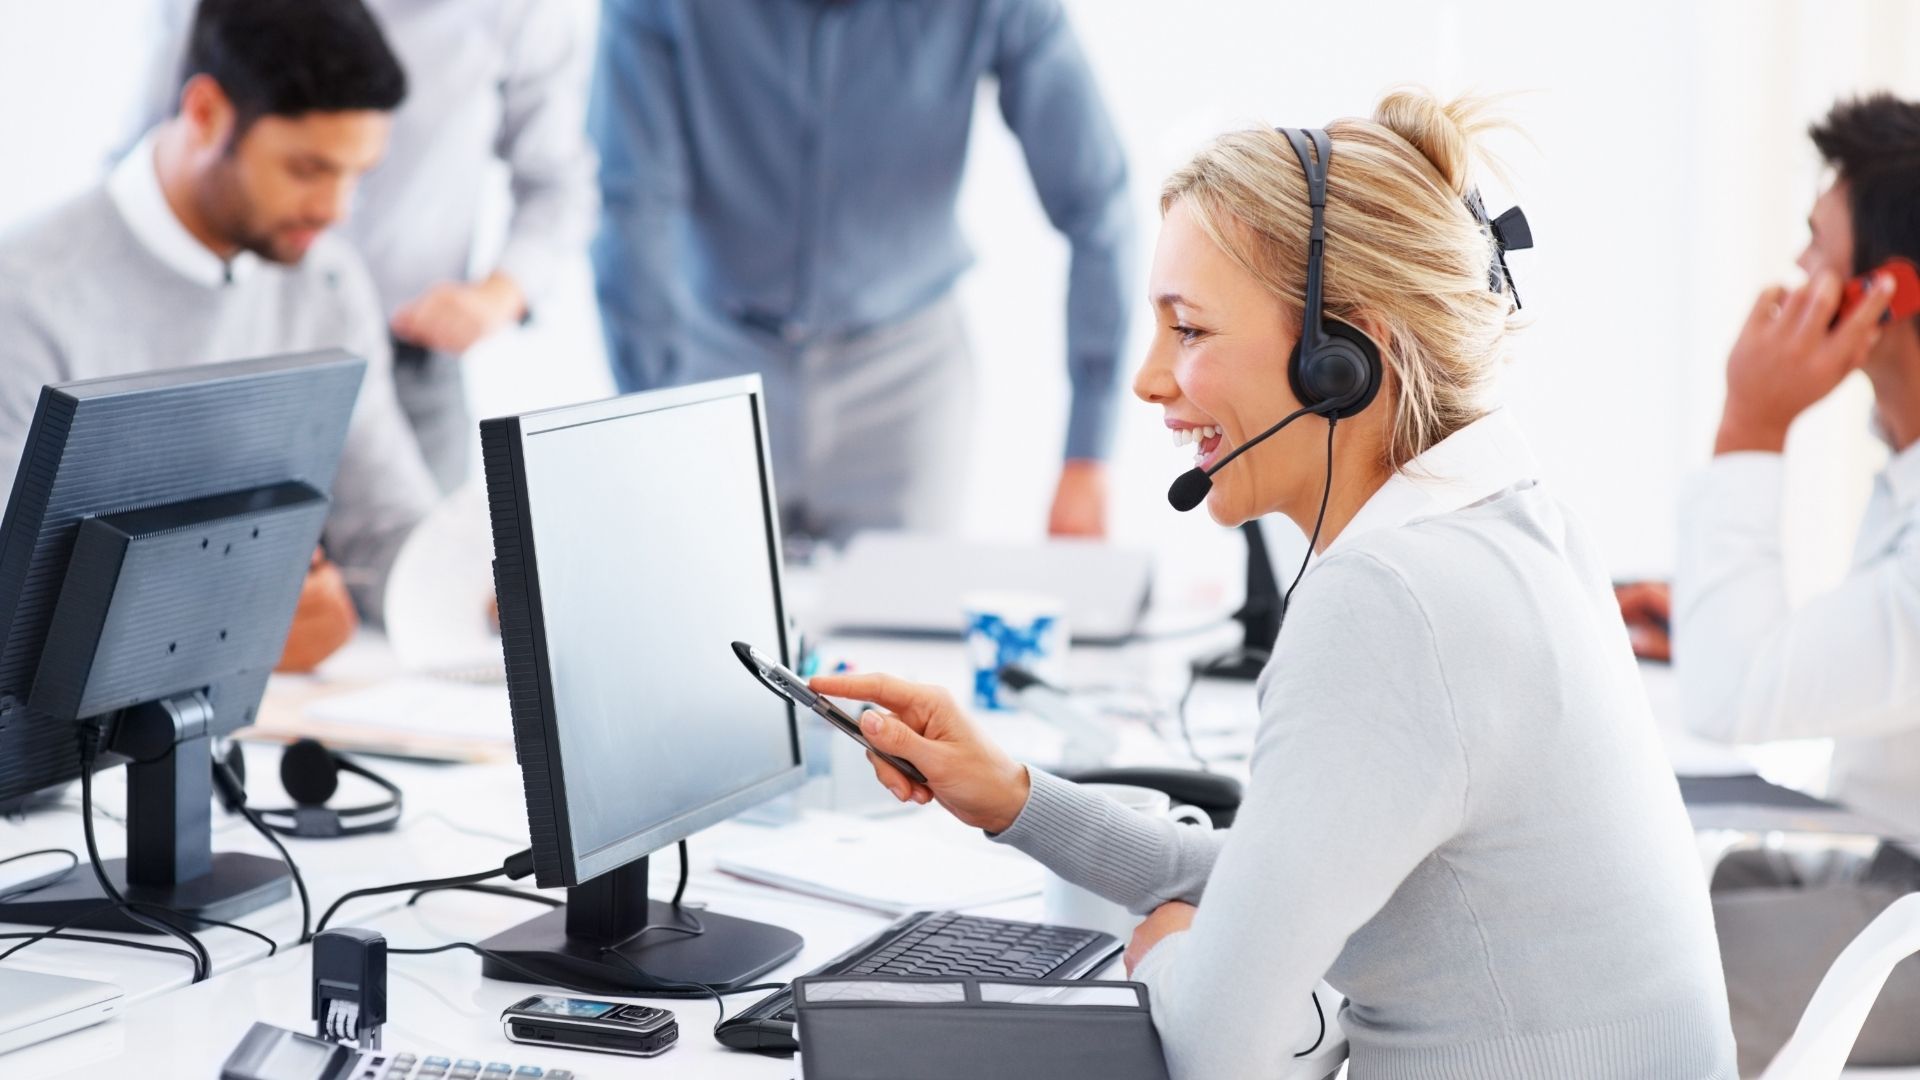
[1322,408,1540,556]
[1883,435,1920,512]
[107,129,260,289]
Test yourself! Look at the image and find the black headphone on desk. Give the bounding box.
[214,738,403,839]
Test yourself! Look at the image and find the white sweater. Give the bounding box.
[996,411,1736,1079]
[1675,444,1920,844]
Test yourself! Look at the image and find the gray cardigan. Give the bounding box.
[997,414,1737,1079]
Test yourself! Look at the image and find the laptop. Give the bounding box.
[0,968,123,1053]
[814,532,1154,644]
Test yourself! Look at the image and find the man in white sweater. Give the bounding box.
[1630,95,1920,1073]
[0,0,438,668]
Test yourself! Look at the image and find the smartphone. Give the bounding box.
[500,995,677,1057]
[731,641,929,785]
[1837,257,1920,325]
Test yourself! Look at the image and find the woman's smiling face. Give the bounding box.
[1134,198,1334,528]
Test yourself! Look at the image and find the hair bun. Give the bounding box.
[1373,88,1494,195]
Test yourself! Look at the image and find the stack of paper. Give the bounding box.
[717,815,1045,915]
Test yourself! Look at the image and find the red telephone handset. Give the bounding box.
[1837,257,1920,324]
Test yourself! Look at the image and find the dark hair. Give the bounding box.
[1810,94,1920,274]
[181,0,407,135]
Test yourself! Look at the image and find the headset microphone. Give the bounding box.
[1167,403,1327,512]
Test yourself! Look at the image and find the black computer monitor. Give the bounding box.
[0,351,366,930]
[477,376,806,993]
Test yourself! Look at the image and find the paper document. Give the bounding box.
[247,676,513,763]
[304,677,512,738]
[717,815,1046,915]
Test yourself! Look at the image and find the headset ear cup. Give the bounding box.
[1290,319,1383,419]
[280,737,341,807]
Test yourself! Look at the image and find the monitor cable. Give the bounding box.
[0,848,80,903]
[406,884,561,910]
[76,729,211,980]
[211,749,312,944]
[316,849,537,935]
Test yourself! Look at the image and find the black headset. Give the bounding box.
[214,738,403,839]
[1278,127,1384,420]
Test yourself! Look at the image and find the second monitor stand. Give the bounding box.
[478,856,802,995]
[1190,521,1284,681]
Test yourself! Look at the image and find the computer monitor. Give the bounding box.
[477,375,806,993]
[0,351,365,929]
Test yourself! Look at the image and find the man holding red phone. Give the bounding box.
[1619,95,1920,1072]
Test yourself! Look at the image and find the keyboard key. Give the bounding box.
[546,1073,574,1080]
[514,1069,544,1077]
[425,1059,452,1069]
[455,1063,481,1071]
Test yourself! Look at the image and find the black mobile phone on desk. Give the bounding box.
[501,996,677,1057]
[731,641,929,784]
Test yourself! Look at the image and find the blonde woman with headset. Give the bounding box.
[812,89,1737,1079]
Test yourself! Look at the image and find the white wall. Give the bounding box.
[2,0,1915,600]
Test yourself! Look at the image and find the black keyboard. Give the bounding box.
[715,910,1122,1053]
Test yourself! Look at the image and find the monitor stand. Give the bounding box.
[478,856,802,996]
[0,710,289,934]
[1190,521,1283,681]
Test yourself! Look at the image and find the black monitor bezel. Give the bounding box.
[0,351,362,805]
[481,375,805,889]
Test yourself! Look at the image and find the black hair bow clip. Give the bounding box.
[1464,189,1533,310]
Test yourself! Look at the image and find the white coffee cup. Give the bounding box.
[1042,783,1212,942]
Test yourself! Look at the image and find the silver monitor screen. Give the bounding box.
[509,382,801,880]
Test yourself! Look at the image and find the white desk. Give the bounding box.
[0,627,1238,1079]
[0,628,1832,1079]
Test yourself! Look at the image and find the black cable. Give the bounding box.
[385,937,782,1023]
[77,733,210,980]
[0,928,202,969]
[1295,990,1327,1058]
[0,902,122,963]
[1280,417,1339,623]
[230,801,312,945]
[406,884,561,909]
[316,849,534,935]
[671,840,690,909]
[599,946,784,1032]
[125,901,277,958]
[0,848,80,903]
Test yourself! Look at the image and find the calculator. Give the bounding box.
[219,1022,582,1080]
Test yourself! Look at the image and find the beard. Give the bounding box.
[196,160,324,267]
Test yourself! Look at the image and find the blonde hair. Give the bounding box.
[1160,88,1518,470]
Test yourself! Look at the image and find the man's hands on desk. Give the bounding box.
[1614,581,1672,663]
[277,550,357,673]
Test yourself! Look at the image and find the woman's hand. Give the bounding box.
[1125,901,1196,975]
[807,672,1031,834]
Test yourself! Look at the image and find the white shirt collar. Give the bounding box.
[107,129,260,289]
[1323,408,1540,556]
[1882,435,1920,512]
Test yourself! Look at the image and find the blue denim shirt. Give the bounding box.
[590,0,1135,459]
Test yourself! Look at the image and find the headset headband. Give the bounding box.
[1280,126,1533,316]
[1278,128,1333,354]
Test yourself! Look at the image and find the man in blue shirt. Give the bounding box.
[590,0,1133,539]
